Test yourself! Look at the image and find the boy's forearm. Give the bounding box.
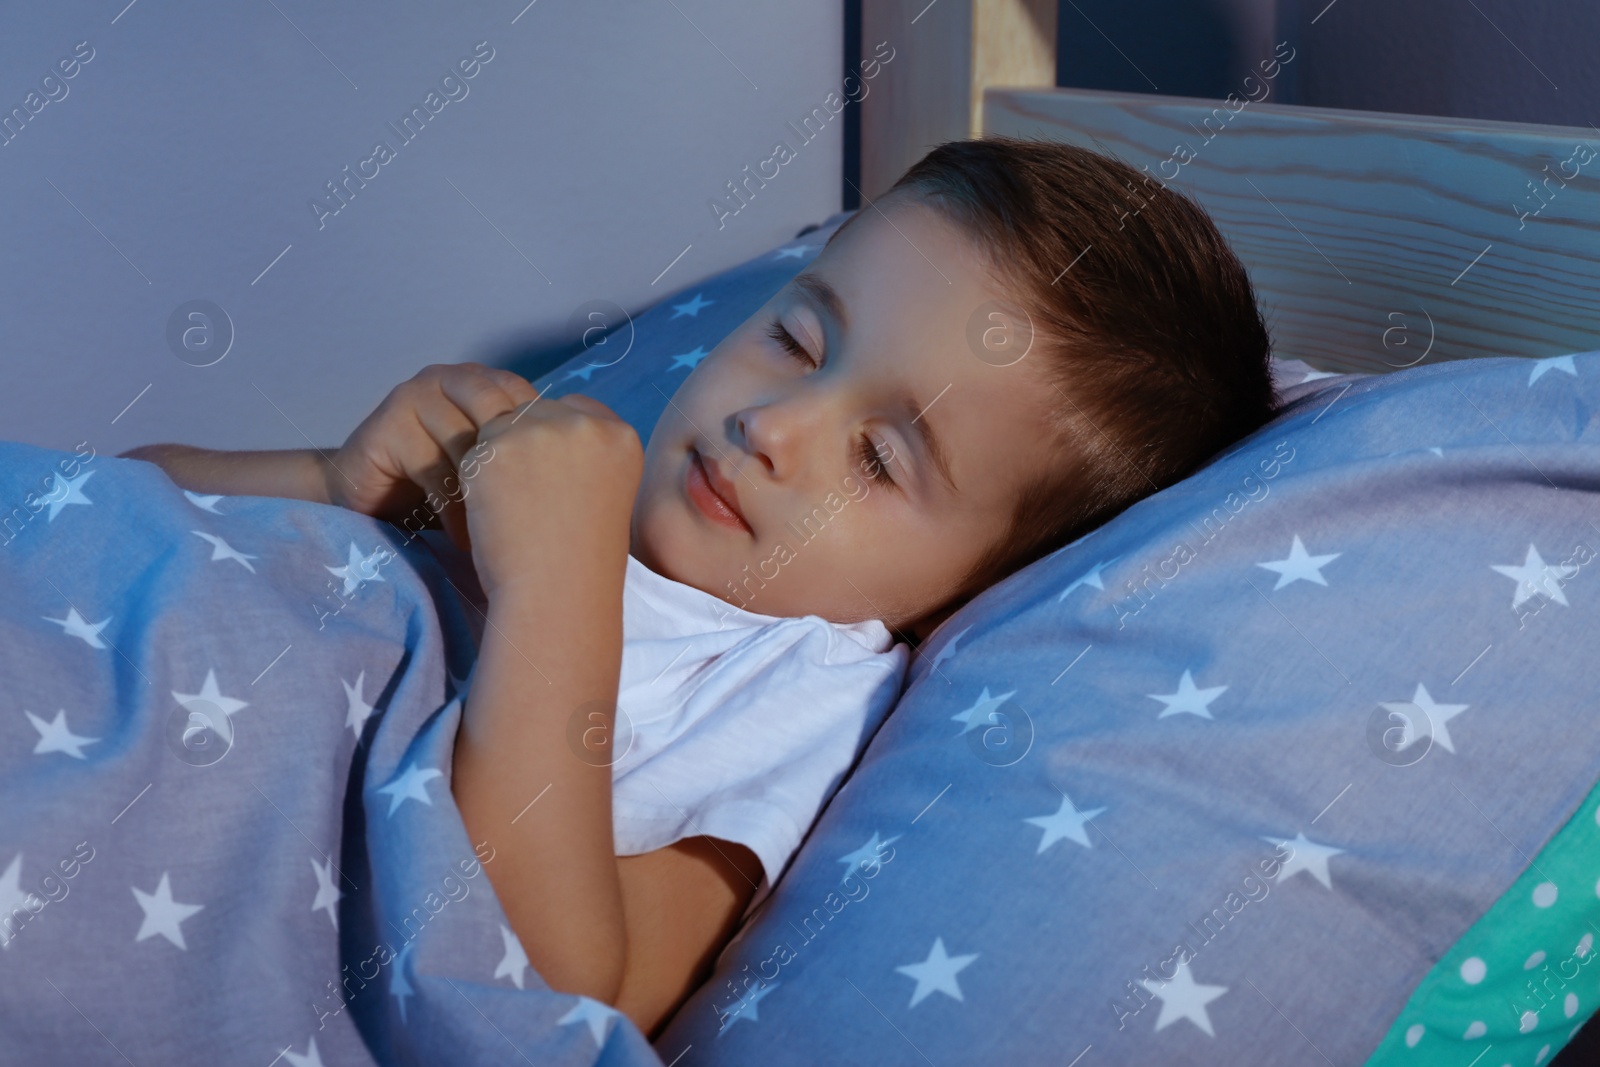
[119,444,334,505]
[451,549,630,1002]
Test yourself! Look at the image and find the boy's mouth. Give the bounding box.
[686,446,753,536]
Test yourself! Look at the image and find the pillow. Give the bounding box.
[637,349,1600,1065]
[509,212,852,406]
[520,216,1600,1064]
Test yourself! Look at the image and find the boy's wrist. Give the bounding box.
[123,444,339,505]
[312,449,341,507]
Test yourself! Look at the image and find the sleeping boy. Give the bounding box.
[123,135,1276,1038]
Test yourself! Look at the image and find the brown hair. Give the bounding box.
[834,136,1277,621]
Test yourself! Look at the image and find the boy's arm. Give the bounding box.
[614,835,764,1036]
[452,553,631,1000]
[118,444,336,505]
[451,391,764,1032]
[455,549,765,1035]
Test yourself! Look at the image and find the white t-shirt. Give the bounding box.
[420,532,911,907]
[611,554,910,907]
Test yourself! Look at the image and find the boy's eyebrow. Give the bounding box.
[793,273,848,334]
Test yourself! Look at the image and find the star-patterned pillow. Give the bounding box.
[509,212,1600,1064]
[508,214,848,405]
[613,346,1599,1066]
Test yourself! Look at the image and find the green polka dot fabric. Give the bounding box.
[1366,775,1600,1065]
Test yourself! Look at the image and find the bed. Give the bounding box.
[625,85,1600,1066]
[5,20,1600,1067]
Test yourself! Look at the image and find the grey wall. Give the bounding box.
[1058,0,1595,128]
[0,2,843,454]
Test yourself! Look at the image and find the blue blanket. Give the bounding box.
[0,443,663,1066]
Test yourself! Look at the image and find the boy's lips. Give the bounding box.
[687,447,752,535]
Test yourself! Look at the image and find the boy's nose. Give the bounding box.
[735,410,778,476]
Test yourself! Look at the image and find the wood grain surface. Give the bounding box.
[985,86,1600,373]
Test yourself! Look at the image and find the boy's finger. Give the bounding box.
[439,366,531,433]
[484,367,544,408]
[553,392,626,422]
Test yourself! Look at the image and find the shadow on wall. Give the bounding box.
[1056,0,1596,128]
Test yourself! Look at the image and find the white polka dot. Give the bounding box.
[1537,1045,1552,1065]
[1594,874,1600,899]
[1405,1023,1424,1047]
[1566,992,1579,1018]
[1572,1022,1584,1039]
[1526,950,1548,969]
[1461,957,1488,984]
[1521,1010,1540,1033]
[1593,803,1599,828]
[1464,1020,1487,1039]
[1534,881,1559,908]
[1580,933,1594,958]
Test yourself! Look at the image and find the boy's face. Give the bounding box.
[629,196,1064,640]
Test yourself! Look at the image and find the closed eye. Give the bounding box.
[765,315,897,489]
[765,318,813,366]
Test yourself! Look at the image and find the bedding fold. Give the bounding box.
[0,442,663,1066]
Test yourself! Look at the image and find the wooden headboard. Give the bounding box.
[982,87,1600,374]
[853,2,1600,374]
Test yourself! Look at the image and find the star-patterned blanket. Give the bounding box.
[0,442,663,1065]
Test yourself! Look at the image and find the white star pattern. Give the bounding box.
[951,687,1015,735]
[1141,959,1228,1036]
[42,606,111,649]
[669,345,711,371]
[560,995,621,1046]
[1147,670,1228,720]
[1256,535,1340,590]
[895,937,979,1007]
[390,941,415,1022]
[44,470,94,521]
[377,762,442,816]
[343,672,375,737]
[928,625,971,675]
[1262,832,1345,890]
[1528,354,1577,384]
[670,292,715,318]
[283,1037,325,1067]
[1491,544,1578,609]
[191,530,257,573]
[182,490,224,513]
[773,244,815,259]
[326,542,391,598]
[1379,684,1469,754]
[1300,369,1338,382]
[716,981,778,1034]
[26,709,99,759]
[837,831,900,882]
[1057,557,1121,601]
[310,857,342,931]
[1025,791,1106,852]
[494,923,529,989]
[132,872,204,949]
[171,669,248,746]
[0,854,42,949]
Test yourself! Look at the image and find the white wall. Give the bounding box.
[0,1,842,453]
